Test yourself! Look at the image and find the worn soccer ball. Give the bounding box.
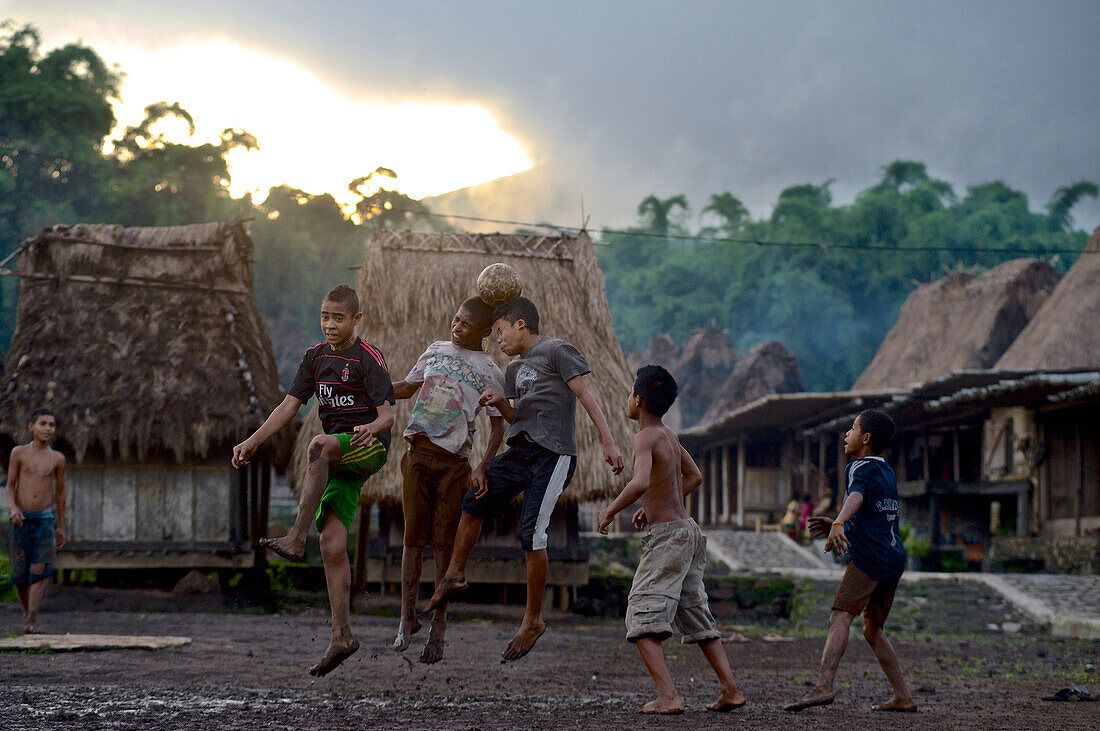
[476,263,523,307]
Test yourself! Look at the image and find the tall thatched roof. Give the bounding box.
[627,334,683,430]
[852,258,1059,390]
[701,340,803,425]
[996,227,1100,370]
[0,221,292,466]
[290,230,636,505]
[673,327,736,427]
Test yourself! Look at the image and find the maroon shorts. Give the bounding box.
[831,563,900,625]
[400,436,471,551]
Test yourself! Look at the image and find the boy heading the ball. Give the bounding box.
[428,296,625,661]
[233,284,395,677]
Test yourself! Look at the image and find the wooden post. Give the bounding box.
[802,437,811,498]
[720,445,731,523]
[1076,416,1084,538]
[899,434,908,482]
[709,450,719,526]
[922,432,931,482]
[736,439,745,527]
[952,428,961,483]
[819,437,827,498]
[698,451,708,525]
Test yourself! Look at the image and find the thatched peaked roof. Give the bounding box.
[701,340,803,425]
[852,258,1059,390]
[0,221,292,466]
[290,229,635,505]
[996,227,1100,370]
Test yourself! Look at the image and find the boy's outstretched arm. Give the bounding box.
[597,433,652,533]
[567,375,624,474]
[472,415,506,498]
[478,391,516,423]
[6,448,23,526]
[391,379,419,400]
[679,444,703,497]
[232,394,303,467]
[823,492,864,555]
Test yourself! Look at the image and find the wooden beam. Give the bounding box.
[720,445,731,523]
[736,439,746,527]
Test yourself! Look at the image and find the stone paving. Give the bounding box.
[704,527,837,572]
[988,573,1100,638]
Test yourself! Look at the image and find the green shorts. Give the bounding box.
[315,433,388,532]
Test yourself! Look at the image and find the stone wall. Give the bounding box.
[991,535,1100,574]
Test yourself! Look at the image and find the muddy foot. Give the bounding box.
[501,619,546,662]
[24,622,39,635]
[425,575,467,613]
[259,535,305,562]
[420,623,446,664]
[308,638,360,677]
[640,698,684,715]
[783,690,834,713]
[707,689,747,712]
[392,615,422,652]
[872,697,917,712]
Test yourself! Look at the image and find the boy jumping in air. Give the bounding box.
[390,297,506,663]
[597,366,745,715]
[784,408,916,713]
[6,409,66,634]
[233,284,394,677]
[428,297,624,660]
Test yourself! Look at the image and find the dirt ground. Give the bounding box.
[2,581,1098,730]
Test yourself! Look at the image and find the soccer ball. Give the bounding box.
[476,263,523,307]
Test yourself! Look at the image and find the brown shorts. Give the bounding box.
[401,436,471,551]
[832,562,900,625]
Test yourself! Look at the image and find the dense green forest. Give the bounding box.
[2,25,1095,390]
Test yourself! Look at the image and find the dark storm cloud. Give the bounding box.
[14,0,1100,230]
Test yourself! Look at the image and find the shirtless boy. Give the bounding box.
[6,408,66,634]
[597,366,745,714]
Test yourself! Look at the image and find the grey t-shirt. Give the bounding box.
[504,337,591,456]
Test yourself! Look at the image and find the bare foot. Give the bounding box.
[392,614,422,652]
[24,621,39,634]
[783,688,835,712]
[872,697,917,712]
[501,619,546,661]
[308,637,360,677]
[707,688,747,712]
[259,535,305,562]
[425,575,467,613]
[640,698,684,715]
[420,620,446,664]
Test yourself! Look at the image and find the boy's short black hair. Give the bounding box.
[29,408,56,424]
[633,365,678,417]
[857,409,895,454]
[493,296,539,334]
[460,296,495,330]
[323,284,360,313]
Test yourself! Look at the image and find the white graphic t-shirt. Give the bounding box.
[403,341,505,458]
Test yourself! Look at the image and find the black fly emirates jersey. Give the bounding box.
[288,338,396,449]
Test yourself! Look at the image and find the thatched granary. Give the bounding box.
[673,326,736,427]
[0,221,290,567]
[290,230,635,507]
[701,340,804,425]
[852,259,1060,390]
[996,227,1100,370]
[627,334,683,430]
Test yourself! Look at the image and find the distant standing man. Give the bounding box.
[6,408,66,634]
[784,408,915,714]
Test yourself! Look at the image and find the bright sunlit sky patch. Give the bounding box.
[100,39,532,205]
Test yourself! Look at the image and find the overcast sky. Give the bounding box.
[7,0,1100,234]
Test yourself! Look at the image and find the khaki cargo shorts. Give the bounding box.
[626,518,721,644]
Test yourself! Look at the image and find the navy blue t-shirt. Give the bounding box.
[843,456,906,582]
[288,338,395,449]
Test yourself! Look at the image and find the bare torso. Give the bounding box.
[9,444,61,512]
[637,425,690,527]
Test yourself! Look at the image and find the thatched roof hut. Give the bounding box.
[701,340,803,425]
[852,259,1060,390]
[0,221,291,466]
[290,230,635,504]
[627,334,683,430]
[996,227,1100,370]
[674,326,736,427]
